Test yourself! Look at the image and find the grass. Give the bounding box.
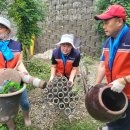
[52,119,101,130]
[0,58,50,130]
[0,57,103,130]
[82,55,99,66]
[25,58,51,80]
[0,111,40,130]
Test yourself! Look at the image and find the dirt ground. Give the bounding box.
[28,59,100,130]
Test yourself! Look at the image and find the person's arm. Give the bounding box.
[16,53,28,74]
[110,75,130,93]
[17,53,47,89]
[69,67,78,83]
[49,65,56,82]
[49,51,57,82]
[96,61,106,84]
[69,52,80,83]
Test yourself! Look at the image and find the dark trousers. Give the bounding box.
[107,100,130,130]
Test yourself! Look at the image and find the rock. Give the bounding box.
[33,49,53,59]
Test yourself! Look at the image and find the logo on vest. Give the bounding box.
[68,57,75,60]
[122,42,130,47]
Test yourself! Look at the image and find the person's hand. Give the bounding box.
[110,78,126,93]
[49,76,54,82]
[0,68,6,73]
[68,80,74,89]
[69,78,74,84]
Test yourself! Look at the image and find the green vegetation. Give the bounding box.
[0,111,40,130]
[0,0,47,60]
[25,58,51,91]
[0,58,50,129]
[0,57,102,130]
[26,59,51,80]
[83,55,98,66]
[0,0,7,11]
[96,0,130,42]
[52,119,101,130]
[0,81,21,94]
[8,0,47,59]
[14,111,40,130]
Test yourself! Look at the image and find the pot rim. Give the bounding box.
[0,84,26,97]
[98,85,128,115]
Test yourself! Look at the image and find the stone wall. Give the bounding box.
[35,0,101,57]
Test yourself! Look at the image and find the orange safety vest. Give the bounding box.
[53,47,80,78]
[55,59,73,77]
[0,39,22,69]
[103,28,130,99]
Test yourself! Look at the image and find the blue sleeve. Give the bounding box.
[100,41,106,61]
[73,53,80,67]
[100,51,105,61]
[51,50,57,65]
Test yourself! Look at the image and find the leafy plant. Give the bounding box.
[0,0,8,12]
[0,59,50,129]
[7,0,47,60]
[95,0,130,42]
[0,81,21,94]
[26,58,51,81]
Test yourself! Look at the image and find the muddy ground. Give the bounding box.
[28,59,100,130]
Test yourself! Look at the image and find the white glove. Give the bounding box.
[111,78,126,93]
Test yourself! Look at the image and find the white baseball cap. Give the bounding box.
[57,34,80,49]
[0,17,11,32]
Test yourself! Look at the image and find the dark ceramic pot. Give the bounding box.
[0,84,26,123]
[85,83,128,122]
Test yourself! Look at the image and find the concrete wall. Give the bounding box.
[0,0,101,57]
[35,0,101,56]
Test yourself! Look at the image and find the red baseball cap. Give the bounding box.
[95,4,126,21]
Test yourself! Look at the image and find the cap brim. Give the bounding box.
[56,42,75,48]
[95,13,114,20]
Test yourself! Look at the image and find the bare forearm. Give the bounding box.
[50,65,56,81]
[17,62,28,73]
[69,67,78,82]
[16,53,28,73]
[96,61,105,84]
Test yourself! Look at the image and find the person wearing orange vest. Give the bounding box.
[95,4,130,130]
[0,17,46,130]
[49,34,80,85]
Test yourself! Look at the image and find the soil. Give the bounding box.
[28,59,100,130]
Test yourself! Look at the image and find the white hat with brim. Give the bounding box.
[0,17,12,32]
[56,34,80,49]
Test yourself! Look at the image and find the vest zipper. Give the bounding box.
[5,60,7,68]
[64,63,66,77]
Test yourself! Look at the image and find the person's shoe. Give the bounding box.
[6,119,15,130]
[23,111,31,126]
